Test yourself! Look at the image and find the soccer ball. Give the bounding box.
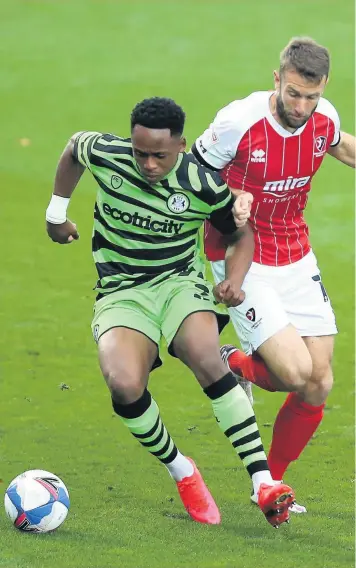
[4,469,70,533]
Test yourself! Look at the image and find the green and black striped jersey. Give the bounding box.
[73,131,236,296]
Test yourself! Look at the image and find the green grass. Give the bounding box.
[0,1,354,567]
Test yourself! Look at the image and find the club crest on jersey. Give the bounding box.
[246,308,256,322]
[314,136,327,157]
[167,193,190,213]
[111,175,123,189]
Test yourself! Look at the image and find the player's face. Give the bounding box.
[274,69,327,130]
[132,125,186,184]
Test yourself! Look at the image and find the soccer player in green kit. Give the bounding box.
[46,97,295,527]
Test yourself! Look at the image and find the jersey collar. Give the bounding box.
[162,152,184,182]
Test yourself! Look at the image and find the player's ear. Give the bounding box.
[179,136,187,152]
[273,70,280,90]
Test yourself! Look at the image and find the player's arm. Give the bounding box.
[191,103,240,171]
[46,131,99,244]
[220,223,254,307]
[209,196,254,307]
[191,107,255,225]
[327,131,356,168]
[191,131,232,171]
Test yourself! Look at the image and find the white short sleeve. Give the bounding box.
[317,98,341,146]
[194,93,270,169]
[330,109,341,146]
[194,102,244,169]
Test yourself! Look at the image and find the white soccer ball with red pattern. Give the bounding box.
[4,469,70,533]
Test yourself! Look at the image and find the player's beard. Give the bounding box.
[276,94,316,130]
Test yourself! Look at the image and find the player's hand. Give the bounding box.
[213,280,245,308]
[46,219,79,244]
[232,191,253,228]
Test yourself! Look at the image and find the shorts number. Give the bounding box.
[194,283,210,301]
[312,274,328,302]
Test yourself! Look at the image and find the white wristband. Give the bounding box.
[46,195,70,224]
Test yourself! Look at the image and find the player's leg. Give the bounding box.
[264,252,337,482]
[216,253,337,485]
[94,290,220,524]
[219,291,318,498]
[302,335,334,405]
[211,260,311,513]
[268,334,334,482]
[163,276,295,527]
[227,325,315,513]
[211,260,312,393]
[209,260,254,403]
[98,328,194,482]
[252,325,313,391]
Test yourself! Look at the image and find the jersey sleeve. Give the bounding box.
[317,98,341,147]
[208,191,236,235]
[198,166,236,235]
[192,102,242,170]
[329,105,341,147]
[72,131,103,169]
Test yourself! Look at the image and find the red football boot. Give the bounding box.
[258,483,296,528]
[176,458,221,524]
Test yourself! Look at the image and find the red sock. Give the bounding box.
[228,350,277,392]
[268,392,325,480]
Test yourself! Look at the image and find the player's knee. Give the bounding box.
[282,359,313,391]
[104,369,145,404]
[309,365,334,399]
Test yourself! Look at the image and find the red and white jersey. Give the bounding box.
[194,91,341,266]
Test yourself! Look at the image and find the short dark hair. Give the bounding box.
[280,37,330,83]
[131,97,185,136]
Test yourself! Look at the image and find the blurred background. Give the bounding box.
[0,1,354,567]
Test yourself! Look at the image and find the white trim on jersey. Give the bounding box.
[315,97,341,145]
[241,129,252,190]
[312,114,316,171]
[263,117,269,178]
[281,137,286,176]
[253,202,263,264]
[302,194,309,242]
[225,159,234,187]
[292,195,304,257]
[283,200,292,264]
[326,116,330,150]
[268,201,278,266]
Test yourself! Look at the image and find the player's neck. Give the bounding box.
[269,93,298,134]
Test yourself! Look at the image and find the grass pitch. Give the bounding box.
[0,1,354,567]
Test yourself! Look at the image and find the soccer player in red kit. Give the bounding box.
[192,37,355,512]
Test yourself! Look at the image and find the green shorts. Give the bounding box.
[91,270,229,370]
